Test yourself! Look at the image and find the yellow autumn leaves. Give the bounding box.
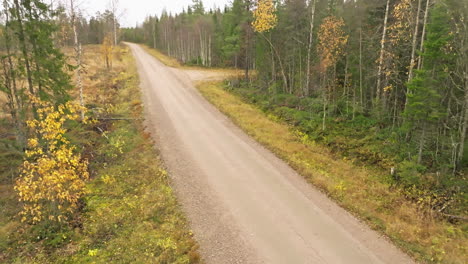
[15,97,89,224]
[252,0,277,33]
[102,34,114,69]
[252,1,348,76]
[389,0,411,44]
[318,16,348,73]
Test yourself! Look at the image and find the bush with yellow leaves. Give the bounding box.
[102,34,113,70]
[14,97,89,224]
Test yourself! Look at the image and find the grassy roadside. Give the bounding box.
[140,45,182,68]
[0,46,200,263]
[139,44,245,77]
[196,81,466,264]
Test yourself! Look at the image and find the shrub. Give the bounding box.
[14,98,89,224]
[398,160,426,187]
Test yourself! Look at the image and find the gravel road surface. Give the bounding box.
[128,43,414,264]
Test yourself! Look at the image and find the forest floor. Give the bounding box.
[0,45,200,263]
[141,45,467,264]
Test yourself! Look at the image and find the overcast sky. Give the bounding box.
[82,0,232,27]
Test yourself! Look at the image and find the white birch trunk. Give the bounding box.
[70,0,84,120]
[417,0,431,70]
[305,0,317,96]
[407,0,422,83]
[376,0,390,101]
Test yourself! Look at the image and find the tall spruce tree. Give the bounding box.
[9,0,72,103]
[403,1,455,165]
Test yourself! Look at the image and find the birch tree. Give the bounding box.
[109,0,120,45]
[305,0,317,96]
[69,0,84,120]
[252,0,289,92]
[317,16,348,130]
[376,0,391,102]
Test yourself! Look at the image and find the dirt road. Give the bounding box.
[128,43,413,264]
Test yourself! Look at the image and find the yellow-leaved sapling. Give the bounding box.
[15,97,90,225]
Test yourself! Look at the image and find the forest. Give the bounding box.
[0,0,466,263]
[123,0,467,214]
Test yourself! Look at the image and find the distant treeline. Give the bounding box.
[0,4,119,47]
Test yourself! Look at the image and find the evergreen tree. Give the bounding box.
[9,0,72,102]
[221,0,247,67]
[404,1,455,165]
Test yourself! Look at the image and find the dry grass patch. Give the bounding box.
[197,81,467,264]
[0,93,7,117]
[140,45,182,68]
[139,44,245,79]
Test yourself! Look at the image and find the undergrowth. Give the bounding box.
[197,80,467,264]
[228,83,466,217]
[0,45,200,263]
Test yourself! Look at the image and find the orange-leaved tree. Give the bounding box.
[317,16,348,130]
[15,97,89,224]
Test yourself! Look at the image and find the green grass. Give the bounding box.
[197,81,467,264]
[0,46,200,263]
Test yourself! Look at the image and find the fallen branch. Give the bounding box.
[96,127,109,139]
[439,212,468,222]
[96,118,143,121]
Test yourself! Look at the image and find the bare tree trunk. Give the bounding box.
[376,0,390,101]
[113,17,117,45]
[153,19,157,49]
[299,50,303,92]
[408,0,422,83]
[392,85,399,128]
[164,24,168,54]
[418,125,426,164]
[111,0,119,46]
[417,0,431,70]
[199,29,205,66]
[322,73,328,131]
[1,26,25,147]
[270,45,275,82]
[70,0,85,120]
[209,35,212,67]
[305,0,317,96]
[244,27,250,81]
[322,98,327,130]
[343,56,349,114]
[359,28,364,107]
[458,65,468,166]
[352,82,356,120]
[260,33,289,93]
[2,0,21,112]
[244,0,252,81]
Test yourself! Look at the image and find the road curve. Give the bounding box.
[127,43,414,264]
